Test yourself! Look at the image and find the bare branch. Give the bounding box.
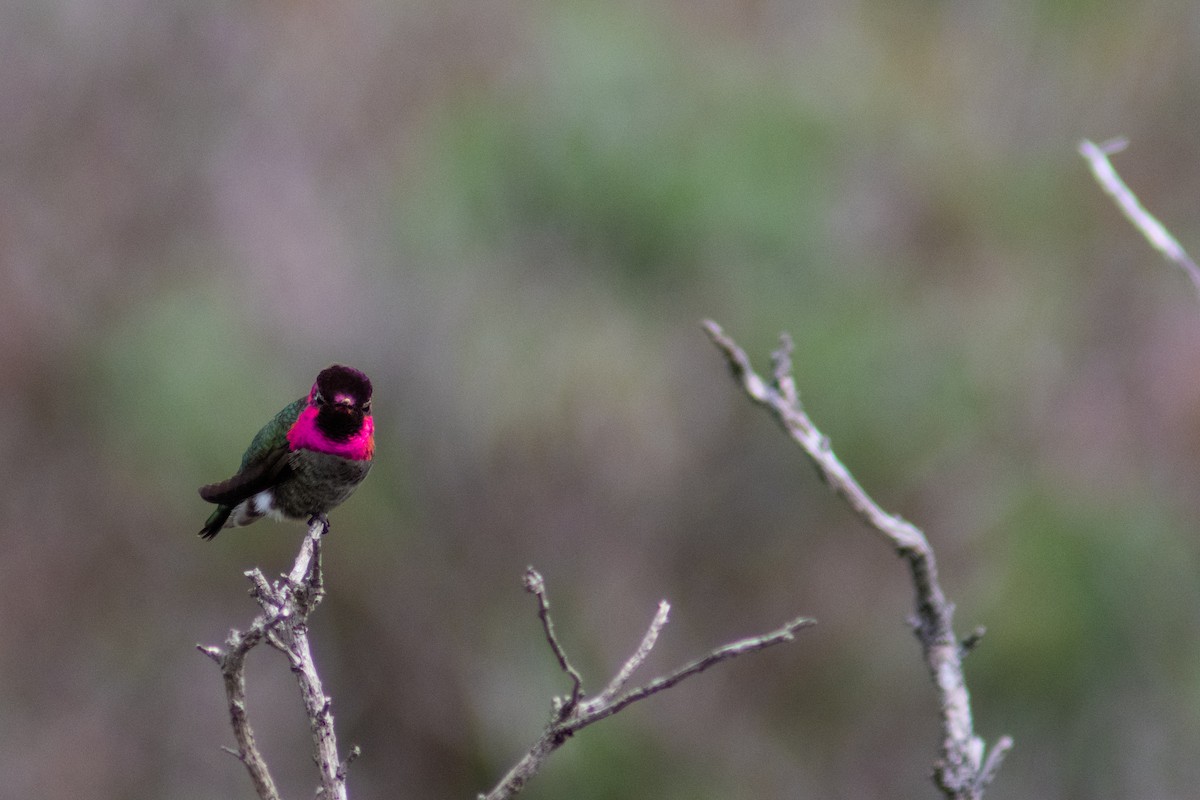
[199,518,353,800]
[274,550,345,799]
[593,600,670,707]
[523,567,583,711]
[704,320,924,553]
[973,735,1013,794]
[286,520,321,587]
[578,615,815,727]
[703,319,1007,800]
[1079,137,1200,298]
[196,624,280,800]
[479,571,813,800]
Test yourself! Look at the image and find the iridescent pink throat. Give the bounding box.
[286,402,375,461]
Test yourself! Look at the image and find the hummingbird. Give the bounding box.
[198,364,374,540]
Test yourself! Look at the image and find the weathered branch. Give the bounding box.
[703,320,1010,800]
[199,625,280,800]
[1079,137,1200,298]
[523,568,583,712]
[479,567,814,800]
[199,517,353,800]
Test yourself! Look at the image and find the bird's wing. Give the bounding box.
[240,396,307,468]
[197,396,306,506]
[198,446,294,506]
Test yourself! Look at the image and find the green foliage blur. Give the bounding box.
[5,0,1200,798]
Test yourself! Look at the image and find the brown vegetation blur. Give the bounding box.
[4,1,1200,798]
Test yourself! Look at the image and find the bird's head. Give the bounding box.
[309,365,373,441]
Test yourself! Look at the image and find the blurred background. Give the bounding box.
[4,0,1200,798]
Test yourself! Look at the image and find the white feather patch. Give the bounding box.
[229,490,282,527]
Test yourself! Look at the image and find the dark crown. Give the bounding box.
[316,365,372,405]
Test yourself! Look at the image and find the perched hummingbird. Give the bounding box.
[198,365,374,540]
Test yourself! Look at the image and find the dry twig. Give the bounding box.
[703,320,1011,800]
[1079,137,1200,297]
[479,567,814,800]
[199,517,356,800]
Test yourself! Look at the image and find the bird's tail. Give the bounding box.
[199,505,233,540]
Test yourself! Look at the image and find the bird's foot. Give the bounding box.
[307,513,331,536]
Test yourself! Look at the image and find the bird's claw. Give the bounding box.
[307,513,331,536]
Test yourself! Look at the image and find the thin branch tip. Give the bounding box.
[959,626,986,658]
[197,644,222,662]
[523,567,545,594]
[701,319,753,373]
[1078,136,1128,157]
[523,568,584,707]
[974,736,1014,791]
[1079,136,1200,298]
[772,331,794,360]
[597,599,673,704]
[338,745,362,779]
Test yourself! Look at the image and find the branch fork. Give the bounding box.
[703,320,1011,799]
[479,567,813,800]
[199,518,353,800]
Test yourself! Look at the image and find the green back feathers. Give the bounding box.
[241,396,306,468]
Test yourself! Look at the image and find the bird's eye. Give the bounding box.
[362,400,371,413]
[314,392,326,406]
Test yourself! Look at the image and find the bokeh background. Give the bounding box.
[5,1,1200,798]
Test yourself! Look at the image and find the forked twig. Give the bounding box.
[199,518,353,800]
[479,568,813,800]
[704,320,1010,800]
